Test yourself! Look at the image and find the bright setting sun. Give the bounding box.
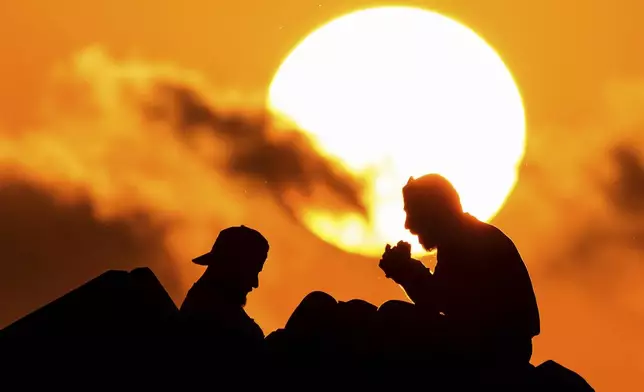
[268,6,526,257]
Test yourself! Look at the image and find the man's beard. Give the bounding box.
[419,236,438,252]
[423,246,438,255]
[240,294,248,308]
[233,290,249,308]
[218,285,249,307]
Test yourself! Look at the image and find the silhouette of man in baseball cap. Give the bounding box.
[179,225,269,355]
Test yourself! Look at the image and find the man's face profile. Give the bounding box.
[213,246,267,307]
[404,197,435,251]
[234,250,267,304]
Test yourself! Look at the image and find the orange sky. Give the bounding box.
[1,1,643,391]
[1,0,642,128]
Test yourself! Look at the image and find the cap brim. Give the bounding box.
[192,253,213,266]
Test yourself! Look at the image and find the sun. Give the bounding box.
[267,6,526,257]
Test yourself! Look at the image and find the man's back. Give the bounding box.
[435,214,540,342]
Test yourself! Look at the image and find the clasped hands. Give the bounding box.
[378,240,424,285]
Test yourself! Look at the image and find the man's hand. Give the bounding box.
[380,241,434,307]
[379,240,414,284]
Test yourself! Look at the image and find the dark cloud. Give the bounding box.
[145,83,368,219]
[606,144,644,215]
[530,143,644,277]
[569,144,644,263]
[0,179,181,328]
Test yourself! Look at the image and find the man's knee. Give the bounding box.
[378,299,414,312]
[285,291,338,331]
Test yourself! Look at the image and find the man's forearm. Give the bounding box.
[396,263,435,307]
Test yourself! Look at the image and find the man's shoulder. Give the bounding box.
[463,215,523,267]
[465,215,514,246]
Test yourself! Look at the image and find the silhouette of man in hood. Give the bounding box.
[379,174,540,365]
